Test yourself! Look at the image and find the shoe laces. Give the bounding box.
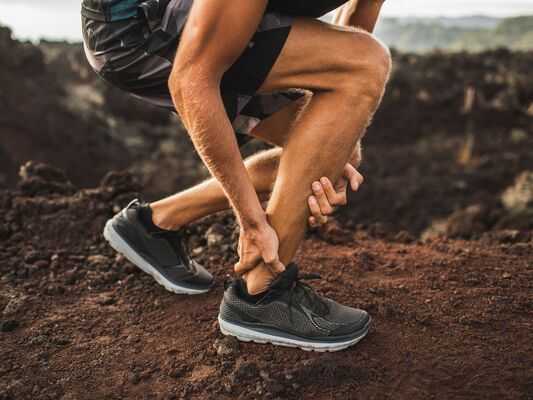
[272,264,329,321]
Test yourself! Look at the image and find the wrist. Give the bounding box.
[239,208,268,231]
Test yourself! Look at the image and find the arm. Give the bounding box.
[170,0,283,273]
[333,0,385,33]
[170,0,267,230]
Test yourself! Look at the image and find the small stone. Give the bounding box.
[129,372,141,384]
[192,247,204,256]
[87,255,108,265]
[96,294,116,306]
[25,251,45,263]
[205,223,227,247]
[394,230,415,244]
[34,260,49,269]
[231,360,258,384]
[502,272,512,279]
[214,336,239,357]
[2,296,27,316]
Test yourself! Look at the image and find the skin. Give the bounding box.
[163,0,389,294]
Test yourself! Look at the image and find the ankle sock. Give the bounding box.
[139,204,170,234]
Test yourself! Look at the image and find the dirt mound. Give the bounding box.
[345,49,533,235]
[0,26,204,194]
[1,164,531,399]
[0,26,132,189]
[3,26,532,236]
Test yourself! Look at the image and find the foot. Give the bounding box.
[103,199,213,294]
[218,263,371,352]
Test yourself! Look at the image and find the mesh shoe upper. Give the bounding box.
[220,264,369,340]
[111,199,213,289]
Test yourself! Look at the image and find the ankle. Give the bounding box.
[149,204,181,231]
[243,264,277,295]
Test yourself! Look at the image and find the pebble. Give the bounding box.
[213,336,239,357]
[2,296,27,316]
[34,260,49,269]
[205,223,227,247]
[87,255,109,265]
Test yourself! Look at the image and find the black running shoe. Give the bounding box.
[218,264,371,352]
[103,199,213,294]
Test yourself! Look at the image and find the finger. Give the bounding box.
[312,181,334,215]
[344,163,362,191]
[261,248,285,275]
[322,177,347,206]
[320,177,341,206]
[308,216,318,228]
[266,259,285,275]
[234,253,261,275]
[308,195,328,225]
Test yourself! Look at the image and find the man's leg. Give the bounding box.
[238,18,391,293]
[149,96,309,230]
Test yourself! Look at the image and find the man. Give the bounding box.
[83,0,390,351]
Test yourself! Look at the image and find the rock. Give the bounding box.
[19,161,70,184]
[317,219,353,245]
[24,250,48,264]
[96,294,116,306]
[205,223,227,247]
[129,372,141,385]
[34,260,50,269]
[18,162,76,196]
[231,360,258,384]
[424,204,489,240]
[502,171,533,212]
[87,255,109,266]
[393,230,415,244]
[213,336,239,357]
[480,230,530,244]
[0,319,19,332]
[99,171,141,195]
[2,296,27,316]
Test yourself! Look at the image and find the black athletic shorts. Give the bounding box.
[82,0,348,143]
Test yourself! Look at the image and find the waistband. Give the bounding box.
[81,0,171,24]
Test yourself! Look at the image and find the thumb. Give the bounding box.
[234,254,261,276]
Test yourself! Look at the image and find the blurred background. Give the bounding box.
[0,0,532,238]
[0,4,532,398]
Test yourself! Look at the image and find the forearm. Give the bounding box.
[172,77,265,229]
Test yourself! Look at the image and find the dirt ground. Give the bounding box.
[1,166,532,400]
[1,24,532,400]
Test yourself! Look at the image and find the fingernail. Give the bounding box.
[312,182,321,191]
[321,177,328,185]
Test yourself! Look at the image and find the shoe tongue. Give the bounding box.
[269,263,299,291]
[269,263,329,316]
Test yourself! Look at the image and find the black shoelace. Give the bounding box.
[273,264,329,322]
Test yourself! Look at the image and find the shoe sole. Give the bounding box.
[103,219,209,295]
[218,316,371,352]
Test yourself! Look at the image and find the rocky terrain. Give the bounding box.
[0,163,532,400]
[0,24,532,400]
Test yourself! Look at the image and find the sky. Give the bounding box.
[0,0,532,41]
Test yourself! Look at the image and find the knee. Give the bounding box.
[343,32,392,100]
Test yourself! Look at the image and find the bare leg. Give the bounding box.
[240,19,391,294]
[150,96,308,230]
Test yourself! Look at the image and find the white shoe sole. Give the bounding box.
[103,220,209,295]
[218,316,370,352]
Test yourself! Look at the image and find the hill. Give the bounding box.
[375,15,533,52]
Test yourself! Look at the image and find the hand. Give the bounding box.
[234,222,285,276]
[307,163,364,228]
